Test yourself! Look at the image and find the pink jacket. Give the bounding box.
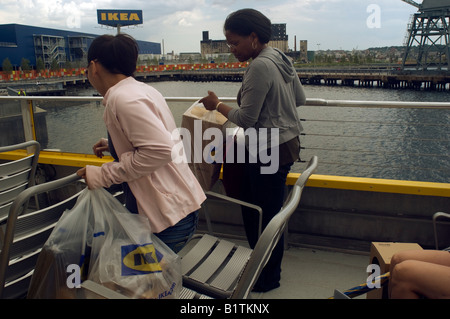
[86,77,206,233]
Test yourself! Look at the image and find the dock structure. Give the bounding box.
[6,82,67,96]
[297,69,450,91]
[2,66,450,92]
[134,68,450,91]
[134,69,245,83]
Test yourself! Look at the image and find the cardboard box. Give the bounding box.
[367,242,422,299]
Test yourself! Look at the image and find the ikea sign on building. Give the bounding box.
[97,10,143,27]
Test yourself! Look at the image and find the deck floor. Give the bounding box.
[250,246,370,299]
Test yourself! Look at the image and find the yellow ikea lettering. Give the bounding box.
[99,12,141,23]
[108,13,119,21]
[122,244,162,274]
[129,13,140,21]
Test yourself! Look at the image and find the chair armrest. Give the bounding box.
[433,212,450,250]
[204,191,263,238]
[81,280,130,299]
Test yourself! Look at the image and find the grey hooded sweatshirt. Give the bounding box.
[228,46,306,147]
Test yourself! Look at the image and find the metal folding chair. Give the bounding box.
[0,173,82,298]
[0,140,40,223]
[179,156,318,299]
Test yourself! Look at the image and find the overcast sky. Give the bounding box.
[0,0,420,53]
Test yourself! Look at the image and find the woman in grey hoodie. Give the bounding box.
[200,8,306,293]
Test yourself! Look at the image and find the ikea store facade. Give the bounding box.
[0,24,161,70]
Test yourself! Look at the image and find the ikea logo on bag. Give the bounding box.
[121,243,163,276]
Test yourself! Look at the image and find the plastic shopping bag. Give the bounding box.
[28,187,181,299]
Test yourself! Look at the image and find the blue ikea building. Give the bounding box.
[0,24,161,69]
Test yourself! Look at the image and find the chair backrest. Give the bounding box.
[231,156,318,299]
[0,141,40,223]
[0,173,82,298]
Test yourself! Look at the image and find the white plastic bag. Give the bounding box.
[28,187,181,299]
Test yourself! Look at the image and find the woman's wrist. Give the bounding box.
[215,101,223,110]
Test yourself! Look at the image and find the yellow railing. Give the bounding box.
[2,148,449,197]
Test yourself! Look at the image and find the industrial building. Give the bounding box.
[270,23,288,53]
[200,31,230,61]
[201,24,290,56]
[0,24,161,70]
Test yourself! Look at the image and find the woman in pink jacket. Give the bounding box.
[77,34,206,253]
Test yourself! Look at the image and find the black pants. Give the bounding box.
[241,160,293,292]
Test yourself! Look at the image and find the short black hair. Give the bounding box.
[224,9,272,44]
[87,33,138,77]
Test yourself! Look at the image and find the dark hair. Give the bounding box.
[224,9,272,44]
[87,33,138,76]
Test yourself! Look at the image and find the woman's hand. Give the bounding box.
[200,90,231,118]
[93,138,109,158]
[76,167,86,179]
[77,167,93,189]
[199,91,220,111]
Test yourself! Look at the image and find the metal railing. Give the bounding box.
[0,95,449,184]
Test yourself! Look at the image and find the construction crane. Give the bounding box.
[402,0,450,11]
[401,0,450,71]
[401,0,421,9]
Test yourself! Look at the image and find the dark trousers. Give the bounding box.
[240,161,292,291]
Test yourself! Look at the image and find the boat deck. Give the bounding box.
[194,233,372,300]
[250,245,369,299]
